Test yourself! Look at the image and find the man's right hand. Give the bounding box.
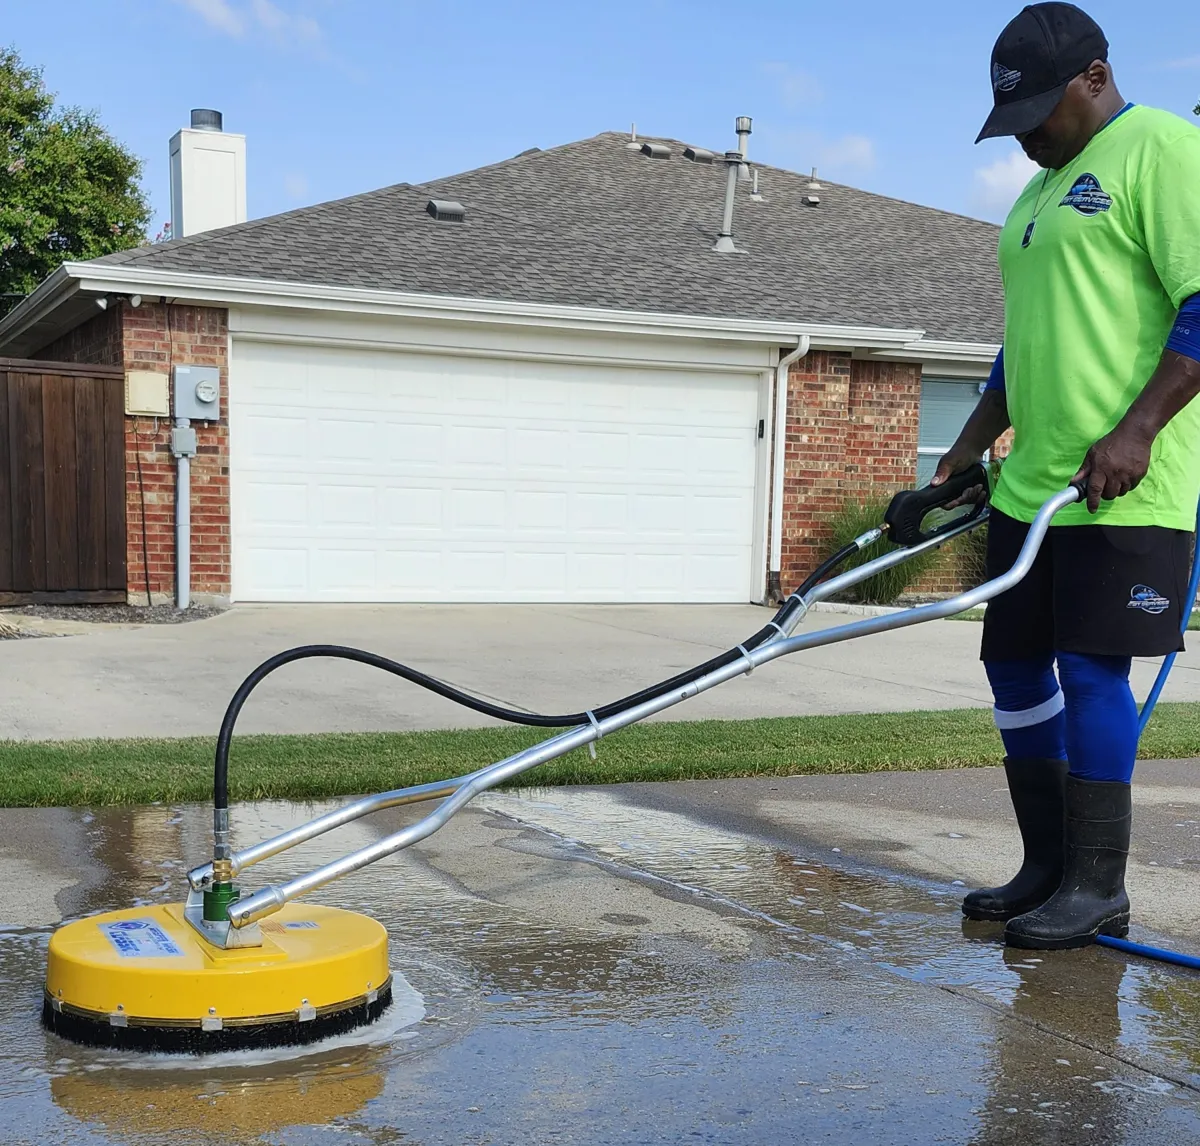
[929,446,987,508]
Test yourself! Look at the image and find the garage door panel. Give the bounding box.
[313,548,376,592]
[512,491,567,531]
[380,420,442,465]
[245,414,307,460]
[450,489,507,531]
[232,343,760,602]
[450,426,507,467]
[382,487,443,529]
[244,481,309,527]
[317,484,376,528]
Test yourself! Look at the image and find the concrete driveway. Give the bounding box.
[2,603,1199,741]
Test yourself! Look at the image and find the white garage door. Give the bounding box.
[230,341,762,603]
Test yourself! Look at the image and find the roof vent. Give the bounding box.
[684,146,715,164]
[735,116,752,182]
[807,167,822,190]
[426,199,465,223]
[190,108,223,132]
[712,151,744,254]
[640,141,671,160]
[804,194,821,207]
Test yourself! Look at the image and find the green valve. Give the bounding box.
[203,881,241,922]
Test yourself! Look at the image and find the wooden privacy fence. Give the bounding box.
[0,357,127,604]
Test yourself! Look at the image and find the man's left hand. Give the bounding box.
[1072,423,1154,513]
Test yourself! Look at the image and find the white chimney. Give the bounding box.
[169,109,246,239]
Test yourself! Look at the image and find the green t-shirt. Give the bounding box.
[992,104,1200,530]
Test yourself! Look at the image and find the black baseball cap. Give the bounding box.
[976,3,1108,142]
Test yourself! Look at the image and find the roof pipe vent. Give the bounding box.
[684,146,716,164]
[640,141,671,159]
[711,151,744,254]
[735,116,752,182]
[808,167,822,190]
[626,122,642,150]
[426,199,466,222]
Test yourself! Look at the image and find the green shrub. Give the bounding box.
[819,495,945,605]
[950,519,989,589]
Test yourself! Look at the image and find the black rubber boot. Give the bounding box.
[961,757,1068,922]
[1005,776,1132,950]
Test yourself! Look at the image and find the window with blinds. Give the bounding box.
[916,378,987,486]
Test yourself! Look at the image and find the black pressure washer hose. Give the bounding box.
[212,465,1200,974]
[211,466,990,815]
[210,538,864,810]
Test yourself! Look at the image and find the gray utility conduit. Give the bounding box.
[170,418,197,610]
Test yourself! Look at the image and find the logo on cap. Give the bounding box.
[1060,173,1113,216]
[991,62,1023,92]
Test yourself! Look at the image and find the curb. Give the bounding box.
[805,602,907,617]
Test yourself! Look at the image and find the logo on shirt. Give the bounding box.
[992,62,1023,92]
[1128,585,1171,615]
[1059,173,1114,216]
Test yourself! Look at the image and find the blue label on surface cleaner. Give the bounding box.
[283,920,319,929]
[99,918,184,958]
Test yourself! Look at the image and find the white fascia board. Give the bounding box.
[872,338,1001,367]
[62,263,931,350]
[0,266,77,347]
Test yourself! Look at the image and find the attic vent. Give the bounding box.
[683,146,715,164]
[640,142,671,159]
[804,194,821,207]
[426,199,465,222]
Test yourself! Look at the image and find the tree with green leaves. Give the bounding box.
[0,46,149,306]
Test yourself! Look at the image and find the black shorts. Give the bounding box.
[980,509,1192,661]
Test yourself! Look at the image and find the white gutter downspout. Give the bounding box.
[767,335,811,601]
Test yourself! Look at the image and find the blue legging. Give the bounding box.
[985,653,1138,783]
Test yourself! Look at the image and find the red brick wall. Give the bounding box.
[34,306,124,367]
[123,303,230,604]
[35,300,231,605]
[776,351,922,595]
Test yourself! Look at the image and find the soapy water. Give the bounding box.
[59,969,428,1074]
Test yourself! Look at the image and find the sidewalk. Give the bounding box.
[1,603,1197,740]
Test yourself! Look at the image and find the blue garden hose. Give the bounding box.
[1093,494,1200,965]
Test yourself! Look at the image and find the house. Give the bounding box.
[0,112,1002,607]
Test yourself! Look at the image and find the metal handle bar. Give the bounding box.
[187,505,985,892]
[225,486,1079,928]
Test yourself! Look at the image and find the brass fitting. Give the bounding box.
[212,858,233,884]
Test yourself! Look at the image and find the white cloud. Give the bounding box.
[250,0,323,48]
[1164,55,1200,69]
[756,125,877,178]
[761,62,823,110]
[817,134,875,173]
[179,0,245,36]
[176,0,323,51]
[973,149,1039,219]
[283,172,309,199]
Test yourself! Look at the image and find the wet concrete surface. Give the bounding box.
[3,781,1200,1144]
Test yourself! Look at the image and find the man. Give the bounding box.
[932,2,1200,949]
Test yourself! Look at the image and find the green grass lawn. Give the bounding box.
[3,704,1200,808]
[948,606,1200,630]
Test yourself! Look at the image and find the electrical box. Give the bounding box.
[125,371,170,417]
[173,365,221,421]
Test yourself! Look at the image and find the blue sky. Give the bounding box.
[8,0,1200,232]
